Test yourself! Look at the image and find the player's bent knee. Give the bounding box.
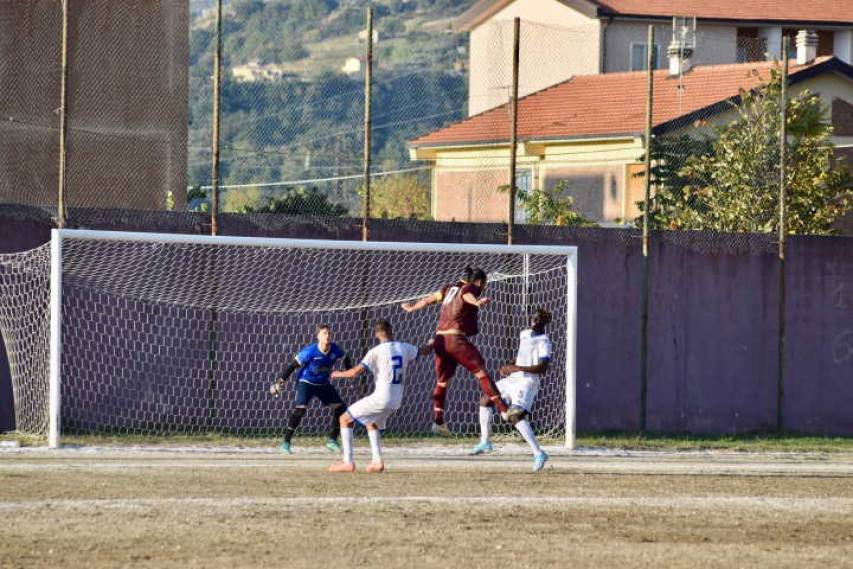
[508,407,528,425]
[339,412,354,428]
[366,423,379,431]
[478,394,492,407]
[291,406,307,419]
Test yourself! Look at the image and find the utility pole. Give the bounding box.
[57,0,70,229]
[210,0,223,236]
[507,17,521,245]
[639,24,655,433]
[361,6,374,242]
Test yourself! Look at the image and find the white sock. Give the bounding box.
[367,429,382,463]
[515,419,542,455]
[341,427,354,464]
[479,406,493,444]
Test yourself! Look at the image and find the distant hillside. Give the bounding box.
[187,0,474,216]
[190,0,472,78]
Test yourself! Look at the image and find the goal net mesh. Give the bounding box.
[0,234,573,442]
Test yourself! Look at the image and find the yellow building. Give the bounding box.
[409,57,853,224]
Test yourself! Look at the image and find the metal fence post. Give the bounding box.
[361,6,374,242]
[507,17,520,245]
[209,0,223,236]
[777,37,790,433]
[639,25,655,433]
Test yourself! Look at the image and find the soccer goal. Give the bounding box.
[0,229,577,449]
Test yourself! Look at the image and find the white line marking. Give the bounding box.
[0,496,851,514]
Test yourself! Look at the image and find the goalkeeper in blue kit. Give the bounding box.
[270,324,352,454]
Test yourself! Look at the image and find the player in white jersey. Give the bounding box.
[328,319,425,473]
[472,307,552,472]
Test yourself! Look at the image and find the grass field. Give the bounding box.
[2,441,853,568]
[7,431,853,453]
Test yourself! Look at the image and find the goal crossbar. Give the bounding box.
[53,229,578,256]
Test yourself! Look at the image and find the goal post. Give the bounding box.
[18,229,578,448]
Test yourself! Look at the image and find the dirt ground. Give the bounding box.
[1,445,853,568]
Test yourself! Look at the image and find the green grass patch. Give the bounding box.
[4,430,853,453]
[0,432,44,448]
[577,432,853,453]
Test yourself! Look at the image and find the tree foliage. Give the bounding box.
[637,69,852,234]
[500,182,596,227]
[367,174,431,220]
[234,186,348,216]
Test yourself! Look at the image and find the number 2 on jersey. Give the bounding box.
[391,355,403,384]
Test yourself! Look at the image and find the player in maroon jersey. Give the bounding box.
[401,267,508,435]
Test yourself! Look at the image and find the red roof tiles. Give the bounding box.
[592,0,853,24]
[410,57,849,147]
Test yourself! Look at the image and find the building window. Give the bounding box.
[818,30,835,57]
[736,27,766,62]
[630,43,662,71]
[514,169,532,223]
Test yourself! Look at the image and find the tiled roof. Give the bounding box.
[592,0,853,24]
[457,0,853,29]
[410,57,850,148]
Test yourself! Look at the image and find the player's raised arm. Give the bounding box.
[400,290,442,313]
[331,363,367,380]
[462,290,490,308]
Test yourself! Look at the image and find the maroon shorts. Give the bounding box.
[433,334,486,383]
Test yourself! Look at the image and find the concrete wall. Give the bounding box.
[468,0,600,116]
[604,22,738,73]
[430,138,645,223]
[646,233,780,433]
[0,1,188,212]
[434,167,510,222]
[783,236,853,435]
[542,165,623,221]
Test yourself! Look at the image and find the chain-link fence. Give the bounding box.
[1,3,850,235]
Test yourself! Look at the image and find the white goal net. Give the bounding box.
[0,230,577,448]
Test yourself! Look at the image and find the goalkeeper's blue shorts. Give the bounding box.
[295,381,344,407]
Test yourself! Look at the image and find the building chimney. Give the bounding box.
[796,30,818,64]
[668,38,694,76]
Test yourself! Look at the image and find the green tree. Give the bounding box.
[638,69,852,234]
[500,182,596,227]
[238,186,348,216]
[223,186,265,212]
[368,174,431,219]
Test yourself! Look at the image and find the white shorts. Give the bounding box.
[496,376,538,413]
[346,394,400,430]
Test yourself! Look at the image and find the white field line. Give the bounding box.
[0,496,852,514]
[2,455,853,476]
[4,444,852,460]
[1,459,851,474]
